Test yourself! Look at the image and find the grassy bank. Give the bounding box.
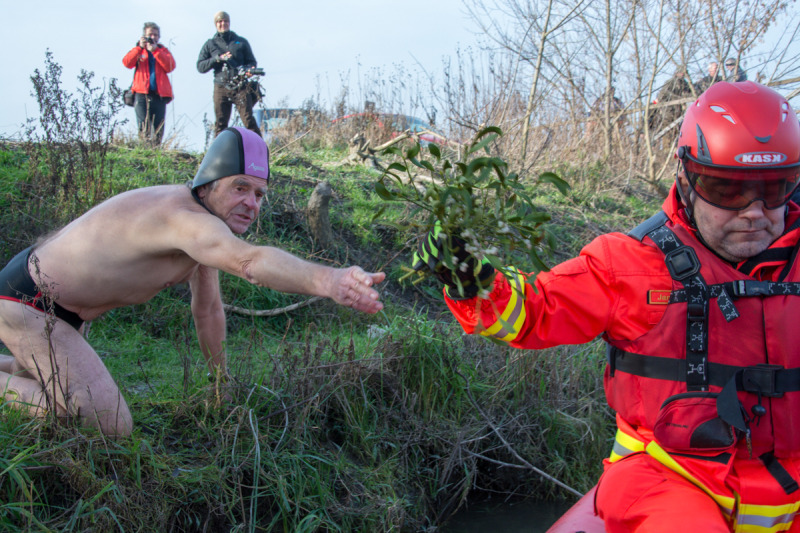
[0,137,660,531]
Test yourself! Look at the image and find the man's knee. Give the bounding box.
[1,372,53,415]
[69,382,133,437]
[1,371,132,437]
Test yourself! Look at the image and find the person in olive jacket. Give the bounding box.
[196,11,261,137]
[122,22,175,146]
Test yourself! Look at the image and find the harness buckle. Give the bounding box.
[664,247,700,281]
[731,280,772,297]
[742,364,784,398]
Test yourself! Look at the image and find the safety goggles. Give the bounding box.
[681,156,800,211]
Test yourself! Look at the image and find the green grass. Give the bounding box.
[0,136,661,531]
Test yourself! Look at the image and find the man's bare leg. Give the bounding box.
[0,353,35,378]
[0,301,132,437]
[0,354,14,373]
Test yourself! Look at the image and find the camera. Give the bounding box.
[236,66,265,77]
[144,36,154,44]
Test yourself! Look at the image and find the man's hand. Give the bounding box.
[328,267,385,313]
[412,225,495,300]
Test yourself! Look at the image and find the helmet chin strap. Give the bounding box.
[673,166,737,263]
[675,163,697,227]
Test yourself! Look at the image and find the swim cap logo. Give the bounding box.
[248,162,266,172]
[735,152,788,165]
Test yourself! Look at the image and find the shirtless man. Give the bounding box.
[0,127,385,437]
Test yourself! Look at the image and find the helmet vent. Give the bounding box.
[709,104,736,124]
[755,135,772,143]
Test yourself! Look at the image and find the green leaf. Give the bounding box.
[382,146,402,157]
[428,143,441,159]
[374,181,396,201]
[538,172,570,195]
[467,134,499,155]
[387,162,407,173]
[475,125,503,139]
[370,205,387,222]
[466,157,490,176]
[406,143,421,160]
[528,249,550,273]
[485,255,504,271]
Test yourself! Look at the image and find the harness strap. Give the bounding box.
[667,280,800,322]
[760,452,800,495]
[642,215,711,391]
[670,280,800,302]
[608,346,800,394]
[628,211,669,242]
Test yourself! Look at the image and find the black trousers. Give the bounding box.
[134,92,168,146]
[213,83,261,137]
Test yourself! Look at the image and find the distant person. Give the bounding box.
[648,67,693,134]
[0,127,385,437]
[586,86,625,139]
[724,57,747,82]
[122,22,175,146]
[196,11,261,137]
[695,61,722,93]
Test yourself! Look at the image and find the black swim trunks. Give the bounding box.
[0,247,84,330]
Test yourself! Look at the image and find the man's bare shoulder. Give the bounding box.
[77,185,227,231]
[92,184,202,215]
[40,185,229,253]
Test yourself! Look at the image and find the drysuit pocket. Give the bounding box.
[653,392,737,453]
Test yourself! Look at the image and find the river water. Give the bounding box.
[441,498,573,532]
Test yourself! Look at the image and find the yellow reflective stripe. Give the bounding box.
[645,441,735,518]
[735,502,800,533]
[609,428,646,462]
[479,271,526,342]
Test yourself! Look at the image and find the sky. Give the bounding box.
[2,0,480,152]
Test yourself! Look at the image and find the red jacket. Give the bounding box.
[446,184,800,459]
[122,45,175,99]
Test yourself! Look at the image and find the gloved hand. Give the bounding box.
[412,223,495,299]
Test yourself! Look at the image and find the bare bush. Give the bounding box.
[21,50,126,238]
[310,0,798,200]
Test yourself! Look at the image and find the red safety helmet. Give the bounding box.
[676,81,800,211]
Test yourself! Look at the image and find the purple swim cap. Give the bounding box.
[192,127,269,189]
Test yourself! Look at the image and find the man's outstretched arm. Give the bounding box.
[176,211,385,315]
[239,246,385,314]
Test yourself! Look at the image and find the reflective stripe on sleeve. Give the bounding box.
[479,271,527,343]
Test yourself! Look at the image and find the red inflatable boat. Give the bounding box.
[546,486,606,533]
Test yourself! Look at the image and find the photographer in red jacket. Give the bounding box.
[122,22,175,146]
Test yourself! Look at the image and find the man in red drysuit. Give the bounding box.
[415,81,800,532]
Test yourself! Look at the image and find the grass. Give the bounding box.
[0,133,658,531]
